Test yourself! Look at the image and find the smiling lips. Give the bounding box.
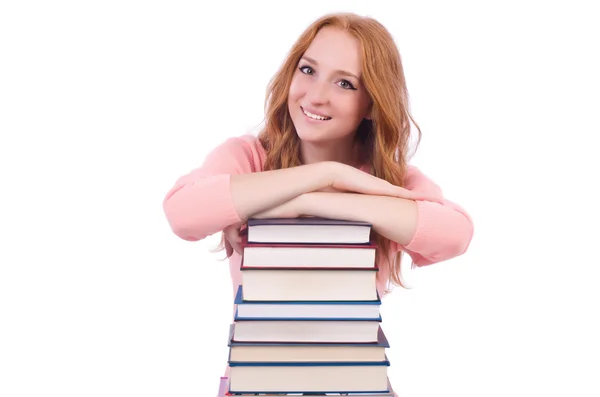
[301,106,331,121]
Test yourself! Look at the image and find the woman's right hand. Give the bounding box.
[325,161,443,203]
[223,221,245,257]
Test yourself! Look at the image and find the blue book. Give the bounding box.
[234,285,382,320]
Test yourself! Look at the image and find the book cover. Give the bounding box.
[246,217,373,244]
[240,237,378,269]
[233,285,382,320]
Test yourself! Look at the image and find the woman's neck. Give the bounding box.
[299,139,364,169]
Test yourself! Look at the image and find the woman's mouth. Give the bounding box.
[301,107,331,121]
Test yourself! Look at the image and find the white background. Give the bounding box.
[1,1,599,396]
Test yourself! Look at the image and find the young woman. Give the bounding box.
[163,12,474,395]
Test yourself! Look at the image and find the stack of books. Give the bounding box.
[220,217,396,396]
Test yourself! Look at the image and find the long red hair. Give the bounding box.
[258,13,422,289]
[217,13,422,289]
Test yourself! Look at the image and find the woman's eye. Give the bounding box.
[339,80,356,90]
[299,66,356,90]
[299,66,314,75]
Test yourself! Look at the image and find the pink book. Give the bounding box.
[217,376,227,397]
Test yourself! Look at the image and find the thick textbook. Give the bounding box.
[227,323,390,363]
[234,285,382,320]
[247,217,372,244]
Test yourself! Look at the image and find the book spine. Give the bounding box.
[217,376,227,397]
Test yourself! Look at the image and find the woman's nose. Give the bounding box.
[305,80,329,105]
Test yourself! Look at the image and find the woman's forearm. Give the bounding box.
[298,192,418,246]
[295,191,474,263]
[230,162,335,221]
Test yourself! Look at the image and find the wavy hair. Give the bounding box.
[219,13,422,289]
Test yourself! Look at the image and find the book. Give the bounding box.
[222,375,396,396]
[234,285,382,320]
[227,323,390,363]
[231,318,381,343]
[247,217,373,244]
[240,266,379,301]
[222,216,395,396]
[241,238,377,269]
[227,359,390,394]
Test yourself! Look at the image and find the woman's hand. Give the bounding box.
[223,221,245,256]
[326,161,443,203]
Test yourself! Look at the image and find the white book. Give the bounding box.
[240,267,378,301]
[232,319,381,343]
[242,241,377,269]
[221,375,396,396]
[228,360,390,394]
[247,217,372,244]
[227,324,390,363]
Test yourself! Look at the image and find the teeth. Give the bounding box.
[302,108,330,120]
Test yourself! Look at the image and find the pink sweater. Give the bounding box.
[163,134,474,297]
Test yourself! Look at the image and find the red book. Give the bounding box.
[241,235,377,269]
[240,258,379,302]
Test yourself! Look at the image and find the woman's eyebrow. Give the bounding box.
[300,56,360,80]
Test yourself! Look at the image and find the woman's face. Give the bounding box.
[288,27,372,146]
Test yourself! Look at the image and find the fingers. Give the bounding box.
[231,241,243,255]
[228,232,243,254]
[225,240,233,257]
[225,225,244,255]
[342,179,444,204]
[225,237,243,255]
[372,182,443,203]
[396,186,444,204]
[225,239,243,256]
[360,170,444,204]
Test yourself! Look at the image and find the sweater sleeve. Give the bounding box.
[397,166,474,267]
[162,135,261,241]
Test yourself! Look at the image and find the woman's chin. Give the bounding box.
[295,131,331,144]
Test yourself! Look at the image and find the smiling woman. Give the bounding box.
[287,28,372,164]
[162,11,474,396]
